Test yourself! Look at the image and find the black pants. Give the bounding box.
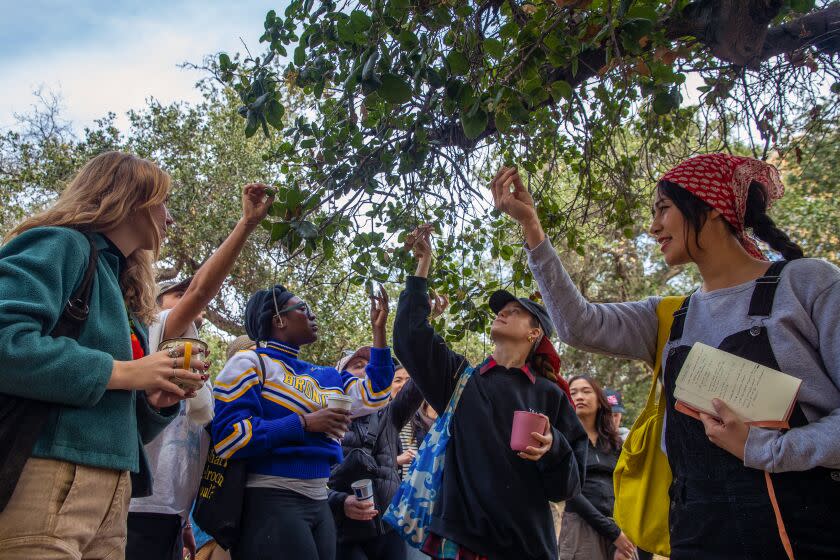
[233,488,336,560]
[337,530,406,560]
[126,511,182,560]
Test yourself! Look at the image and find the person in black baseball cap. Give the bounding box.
[392,225,587,560]
[487,289,569,396]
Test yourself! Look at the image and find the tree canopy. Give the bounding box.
[204,0,839,347]
[0,84,493,371]
[219,2,836,231]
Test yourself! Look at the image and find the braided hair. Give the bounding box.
[742,181,804,260]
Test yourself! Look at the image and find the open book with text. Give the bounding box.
[674,343,802,429]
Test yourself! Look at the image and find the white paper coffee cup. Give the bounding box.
[351,479,374,502]
[326,394,353,412]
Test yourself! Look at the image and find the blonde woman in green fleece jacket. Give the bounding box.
[0,151,207,559]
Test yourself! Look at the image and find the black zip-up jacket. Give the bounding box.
[564,439,622,541]
[393,276,588,560]
[328,378,424,543]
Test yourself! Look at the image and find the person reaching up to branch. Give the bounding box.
[391,225,587,560]
[493,157,840,559]
[328,289,432,560]
[211,285,395,560]
[127,183,274,560]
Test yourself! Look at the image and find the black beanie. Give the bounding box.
[245,285,295,342]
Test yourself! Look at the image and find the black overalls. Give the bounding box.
[662,261,840,559]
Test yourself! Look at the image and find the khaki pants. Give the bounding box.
[0,457,131,560]
[557,510,614,560]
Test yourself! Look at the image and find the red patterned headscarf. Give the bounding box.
[659,154,784,260]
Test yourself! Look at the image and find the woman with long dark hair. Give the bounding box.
[559,376,633,560]
[493,155,840,559]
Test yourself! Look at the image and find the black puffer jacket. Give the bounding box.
[328,379,424,543]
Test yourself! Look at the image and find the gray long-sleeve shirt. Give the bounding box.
[527,238,840,473]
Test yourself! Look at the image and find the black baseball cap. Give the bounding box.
[488,290,560,374]
[488,290,555,339]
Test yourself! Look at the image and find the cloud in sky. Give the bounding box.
[0,0,285,131]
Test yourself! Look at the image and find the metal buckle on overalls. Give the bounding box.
[831,471,840,483]
[755,276,781,284]
[749,318,767,337]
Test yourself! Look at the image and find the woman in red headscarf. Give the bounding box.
[493,156,840,560]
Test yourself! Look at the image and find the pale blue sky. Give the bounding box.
[0,0,287,130]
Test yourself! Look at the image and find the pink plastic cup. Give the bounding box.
[510,411,548,452]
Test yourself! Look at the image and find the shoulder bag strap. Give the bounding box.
[50,232,99,339]
[362,409,383,452]
[445,366,474,415]
[654,296,689,375]
[0,233,98,512]
[255,351,268,387]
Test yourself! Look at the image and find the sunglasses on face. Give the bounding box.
[276,301,313,317]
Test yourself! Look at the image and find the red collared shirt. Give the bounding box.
[478,357,535,384]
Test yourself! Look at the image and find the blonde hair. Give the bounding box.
[5,151,171,324]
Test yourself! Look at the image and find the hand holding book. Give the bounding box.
[697,398,751,461]
[674,343,802,429]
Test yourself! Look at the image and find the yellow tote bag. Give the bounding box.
[613,296,685,558]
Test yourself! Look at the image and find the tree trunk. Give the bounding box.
[669,0,785,67]
[204,305,246,336]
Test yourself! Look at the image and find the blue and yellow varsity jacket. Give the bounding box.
[211,340,394,480]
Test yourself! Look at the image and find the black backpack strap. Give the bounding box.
[362,410,383,453]
[668,295,691,342]
[254,351,268,386]
[748,261,789,318]
[50,233,98,339]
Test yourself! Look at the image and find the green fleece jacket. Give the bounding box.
[0,226,177,481]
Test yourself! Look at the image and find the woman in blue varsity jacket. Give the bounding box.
[211,285,395,560]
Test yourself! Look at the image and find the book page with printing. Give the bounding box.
[674,343,802,424]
